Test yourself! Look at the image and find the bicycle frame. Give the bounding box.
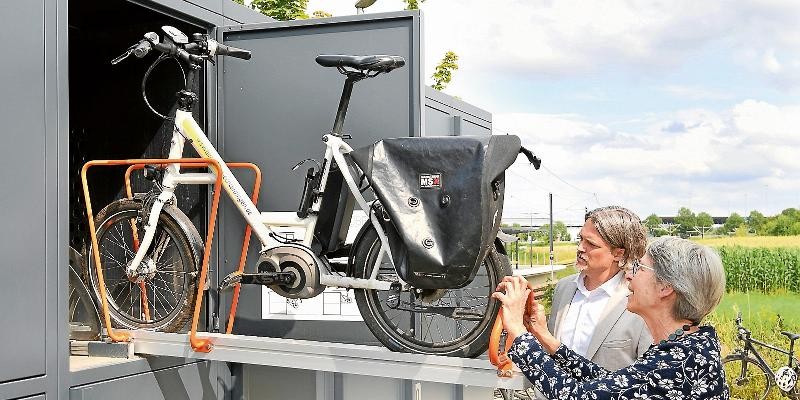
[127,109,399,292]
[734,328,797,382]
[738,338,781,379]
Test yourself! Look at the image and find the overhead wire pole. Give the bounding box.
[529,212,533,267]
[549,193,554,281]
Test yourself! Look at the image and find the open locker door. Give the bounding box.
[215,11,423,344]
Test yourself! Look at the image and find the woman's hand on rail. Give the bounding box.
[524,292,561,355]
[492,275,531,340]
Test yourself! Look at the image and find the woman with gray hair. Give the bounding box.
[494,236,729,399]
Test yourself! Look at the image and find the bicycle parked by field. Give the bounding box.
[724,312,800,399]
[82,26,540,357]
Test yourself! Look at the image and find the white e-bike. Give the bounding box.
[85,26,535,357]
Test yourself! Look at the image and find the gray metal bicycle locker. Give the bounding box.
[0,0,495,399]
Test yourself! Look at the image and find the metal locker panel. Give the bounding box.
[218,11,422,212]
[18,395,46,400]
[342,374,403,399]
[0,0,47,384]
[424,104,455,136]
[460,118,492,136]
[69,361,219,400]
[243,365,316,400]
[423,87,491,137]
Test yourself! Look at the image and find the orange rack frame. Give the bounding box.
[81,158,261,353]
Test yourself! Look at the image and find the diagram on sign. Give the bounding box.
[261,212,367,321]
[261,287,363,321]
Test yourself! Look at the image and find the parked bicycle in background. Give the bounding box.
[724,312,800,399]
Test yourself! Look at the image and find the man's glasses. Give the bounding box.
[630,259,656,276]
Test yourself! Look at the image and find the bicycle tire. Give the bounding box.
[723,353,772,400]
[353,223,511,358]
[86,198,203,332]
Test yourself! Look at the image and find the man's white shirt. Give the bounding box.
[557,271,625,357]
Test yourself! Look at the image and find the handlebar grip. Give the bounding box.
[520,146,542,170]
[216,43,251,60]
[132,40,152,58]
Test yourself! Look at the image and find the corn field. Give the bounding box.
[719,246,800,293]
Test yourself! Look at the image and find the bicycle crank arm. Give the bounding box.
[219,271,297,290]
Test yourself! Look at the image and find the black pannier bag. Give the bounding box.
[349,135,523,289]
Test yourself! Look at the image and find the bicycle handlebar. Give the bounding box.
[214,42,252,60]
[111,26,251,66]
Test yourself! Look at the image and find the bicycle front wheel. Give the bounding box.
[723,354,773,400]
[86,198,202,332]
[353,224,511,358]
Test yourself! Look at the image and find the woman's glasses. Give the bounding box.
[630,259,656,276]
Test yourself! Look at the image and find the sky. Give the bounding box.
[306,0,800,226]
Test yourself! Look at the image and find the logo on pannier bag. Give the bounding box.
[419,173,442,189]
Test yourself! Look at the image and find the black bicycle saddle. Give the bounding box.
[781,331,800,341]
[315,54,406,73]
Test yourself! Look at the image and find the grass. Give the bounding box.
[507,242,577,267]
[694,235,800,248]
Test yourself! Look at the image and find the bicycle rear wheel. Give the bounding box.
[353,224,511,358]
[723,354,772,400]
[86,198,202,332]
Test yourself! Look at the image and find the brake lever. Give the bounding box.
[112,33,158,65]
[111,46,135,65]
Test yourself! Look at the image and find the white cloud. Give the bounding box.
[498,99,800,222]
[660,85,734,101]
[732,100,800,146]
[307,0,800,89]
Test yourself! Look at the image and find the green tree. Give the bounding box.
[747,210,766,234]
[722,212,745,235]
[765,213,800,236]
[535,221,570,244]
[694,212,714,238]
[780,207,800,220]
[674,207,696,237]
[311,10,332,18]
[404,0,426,10]
[232,0,245,4]
[643,214,662,235]
[431,51,459,91]
[250,0,309,20]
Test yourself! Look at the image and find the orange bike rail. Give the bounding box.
[82,158,226,352]
[488,288,536,378]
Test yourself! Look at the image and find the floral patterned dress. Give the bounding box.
[508,326,729,399]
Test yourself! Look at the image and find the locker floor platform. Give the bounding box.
[124,330,525,391]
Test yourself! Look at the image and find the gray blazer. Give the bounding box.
[530,272,651,398]
[548,272,651,370]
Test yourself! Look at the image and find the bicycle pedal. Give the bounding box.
[219,271,243,291]
[238,271,296,286]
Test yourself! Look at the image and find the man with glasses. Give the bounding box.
[531,206,652,398]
